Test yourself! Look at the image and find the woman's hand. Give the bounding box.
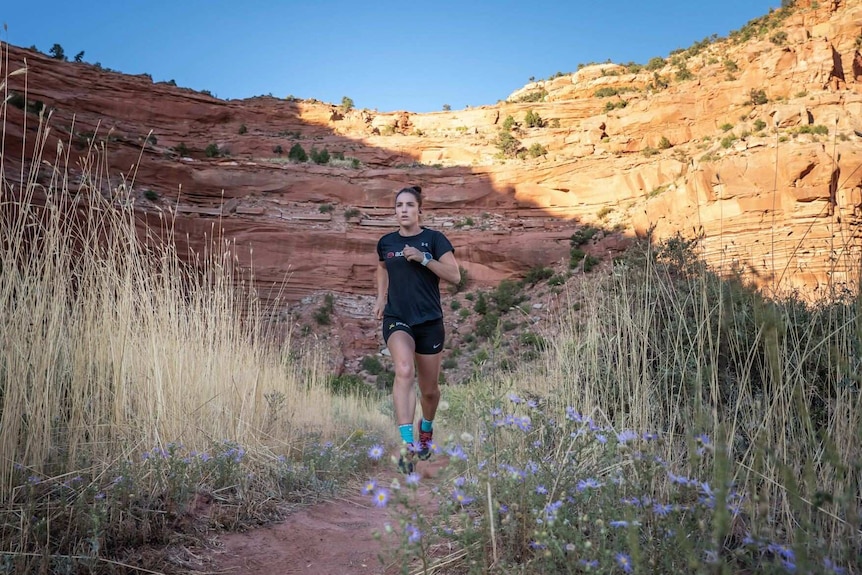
[373,298,385,320]
[402,244,423,263]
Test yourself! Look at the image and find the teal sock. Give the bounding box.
[399,424,414,445]
[420,418,433,432]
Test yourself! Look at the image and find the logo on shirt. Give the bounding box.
[387,250,406,259]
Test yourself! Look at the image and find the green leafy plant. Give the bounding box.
[524,109,544,128]
[528,143,547,158]
[288,143,308,162]
[49,43,67,61]
[310,147,330,165]
[748,88,769,105]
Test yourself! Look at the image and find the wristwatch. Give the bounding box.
[420,252,433,266]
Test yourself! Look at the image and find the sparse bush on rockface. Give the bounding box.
[494,130,521,158]
[288,143,308,162]
[524,109,544,128]
[49,43,67,61]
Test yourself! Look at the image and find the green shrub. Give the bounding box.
[524,109,544,128]
[797,124,829,135]
[597,206,613,219]
[327,374,375,397]
[571,226,598,246]
[473,292,488,315]
[748,88,769,105]
[344,208,361,220]
[442,104,451,111]
[644,56,666,71]
[513,89,547,103]
[450,300,461,311]
[502,115,515,131]
[361,355,385,375]
[449,266,469,294]
[174,142,190,156]
[341,96,354,112]
[520,332,547,350]
[475,312,500,338]
[548,273,567,286]
[144,189,159,202]
[593,87,619,98]
[527,143,547,158]
[490,279,525,313]
[238,124,247,135]
[770,31,788,44]
[720,134,738,148]
[753,119,767,131]
[494,130,521,158]
[720,122,734,132]
[288,143,308,162]
[49,43,66,61]
[674,64,693,81]
[204,143,221,158]
[441,357,457,370]
[273,144,284,155]
[313,293,335,325]
[658,136,672,149]
[310,147,330,164]
[524,266,554,285]
[319,204,334,214]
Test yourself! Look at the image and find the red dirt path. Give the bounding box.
[209,457,451,575]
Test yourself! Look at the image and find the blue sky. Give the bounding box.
[2,1,779,113]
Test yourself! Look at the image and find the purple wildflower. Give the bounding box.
[616,553,633,573]
[616,430,639,443]
[368,444,384,460]
[576,478,602,492]
[445,444,467,461]
[406,523,421,544]
[565,407,583,422]
[362,479,377,495]
[452,489,474,506]
[373,488,389,508]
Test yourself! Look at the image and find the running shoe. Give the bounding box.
[397,453,415,474]
[417,429,433,461]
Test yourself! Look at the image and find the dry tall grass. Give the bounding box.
[513,239,861,551]
[0,61,390,501]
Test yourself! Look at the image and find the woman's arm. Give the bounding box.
[403,246,461,285]
[427,251,461,285]
[373,261,388,319]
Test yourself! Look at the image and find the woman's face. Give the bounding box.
[395,191,421,225]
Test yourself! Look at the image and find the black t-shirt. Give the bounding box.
[377,228,454,326]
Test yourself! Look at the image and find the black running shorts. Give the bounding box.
[382,317,445,355]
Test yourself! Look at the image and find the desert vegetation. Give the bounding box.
[0,111,391,572]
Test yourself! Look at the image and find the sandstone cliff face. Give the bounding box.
[3,0,862,366]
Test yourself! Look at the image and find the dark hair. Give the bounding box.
[395,185,422,207]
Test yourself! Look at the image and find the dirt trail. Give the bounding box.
[209,457,450,575]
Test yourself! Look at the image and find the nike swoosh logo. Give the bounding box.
[433,343,441,349]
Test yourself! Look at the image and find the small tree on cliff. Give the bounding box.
[49,44,67,61]
[74,51,85,63]
[288,143,308,163]
[340,96,354,112]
